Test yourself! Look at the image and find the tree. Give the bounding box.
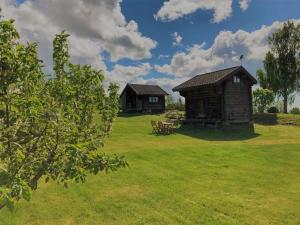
[257,21,300,113]
[0,17,127,210]
[166,95,174,106]
[253,88,275,113]
[178,97,183,106]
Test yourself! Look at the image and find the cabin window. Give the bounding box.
[233,75,241,83]
[149,96,158,103]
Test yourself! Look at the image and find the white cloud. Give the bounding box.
[155,44,224,77]
[0,0,157,71]
[239,0,251,11]
[106,63,152,90]
[172,32,183,46]
[155,0,233,23]
[154,19,300,107]
[155,20,300,79]
[106,63,183,97]
[158,54,170,59]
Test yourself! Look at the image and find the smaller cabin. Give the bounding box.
[173,66,257,126]
[120,84,168,113]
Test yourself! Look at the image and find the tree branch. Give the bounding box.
[29,121,59,189]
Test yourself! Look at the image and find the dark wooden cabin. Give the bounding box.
[120,84,168,113]
[172,66,257,126]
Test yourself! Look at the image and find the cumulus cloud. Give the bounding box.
[158,54,170,59]
[172,32,183,46]
[155,0,233,23]
[239,0,251,11]
[155,44,224,77]
[0,0,157,71]
[155,20,300,79]
[154,19,300,107]
[106,63,182,96]
[106,63,152,89]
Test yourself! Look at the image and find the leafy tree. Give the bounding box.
[257,21,300,113]
[0,17,127,210]
[253,88,275,113]
[178,97,183,106]
[166,96,185,111]
[177,97,184,111]
[166,95,174,106]
[270,99,284,113]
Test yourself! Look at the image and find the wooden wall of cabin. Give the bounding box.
[139,95,165,112]
[223,75,251,123]
[136,96,143,111]
[182,87,222,119]
[123,87,137,111]
[120,93,126,111]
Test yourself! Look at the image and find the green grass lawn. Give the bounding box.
[1,114,300,225]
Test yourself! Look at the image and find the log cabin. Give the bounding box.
[120,83,168,113]
[172,66,257,127]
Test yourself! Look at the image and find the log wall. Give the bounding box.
[182,87,222,119]
[223,75,251,123]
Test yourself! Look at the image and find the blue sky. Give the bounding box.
[2,0,300,106]
[121,0,299,57]
[116,0,300,77]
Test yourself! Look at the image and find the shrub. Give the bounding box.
[290,107,300,114]
[267,106,279,113]
[165,110,185,120]
[253,88,275,113]
[166,103,185,111]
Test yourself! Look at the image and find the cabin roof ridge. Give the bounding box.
[173,66,256,92]
[121,83,168,96]
[194,66,240,78]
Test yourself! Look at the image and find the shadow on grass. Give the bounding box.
[253,113,278,125]
[176,125,260,141]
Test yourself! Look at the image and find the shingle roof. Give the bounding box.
[173,66,257,92]
[122,84,168,96]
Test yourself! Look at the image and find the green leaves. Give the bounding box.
[253,88,275,113]
[0,187,15,211]
[258,21,300,113]
[0,17,126,210]
[53,31,70,80]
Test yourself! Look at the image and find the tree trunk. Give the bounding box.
[283,93,288,114]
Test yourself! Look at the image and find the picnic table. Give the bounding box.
[151,121,175,135]
[161,121,175,134]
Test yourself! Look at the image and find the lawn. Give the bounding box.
[0,114,300,225]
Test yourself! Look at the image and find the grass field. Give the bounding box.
[0,114,300,225]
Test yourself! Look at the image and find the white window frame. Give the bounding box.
[149,96,158,103]
[233,75,241,83]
